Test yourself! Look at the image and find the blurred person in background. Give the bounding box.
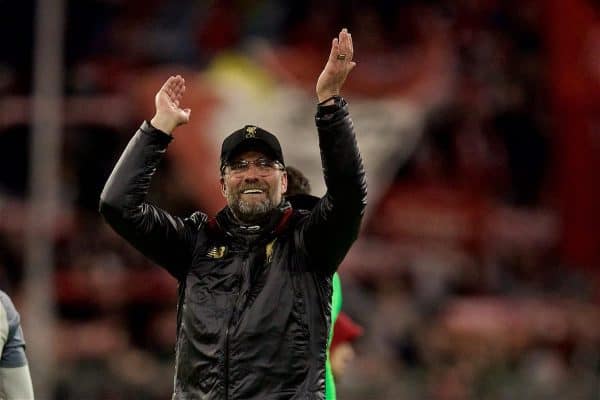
[329,312,363,380]
[0,290,34,399]
[99,28,367,399]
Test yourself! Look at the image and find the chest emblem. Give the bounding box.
[207,246,227,259]
[265,240,276,263]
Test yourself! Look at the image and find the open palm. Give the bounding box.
[151,75,191,134]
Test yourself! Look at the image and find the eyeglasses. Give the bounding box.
[224,158,284,176]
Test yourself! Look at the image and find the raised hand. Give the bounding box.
[316,28,356,103]
[150,75,191,134]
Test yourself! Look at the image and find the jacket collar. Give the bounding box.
[212,201,293,240]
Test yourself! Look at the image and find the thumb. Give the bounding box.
[184,108,191,118]
[348,61,357,71]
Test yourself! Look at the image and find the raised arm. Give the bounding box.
[299,29,367,274]
[99,76,204,279]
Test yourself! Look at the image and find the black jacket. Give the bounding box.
[99,98,367,399]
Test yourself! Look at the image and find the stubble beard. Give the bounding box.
[227,190,277,224]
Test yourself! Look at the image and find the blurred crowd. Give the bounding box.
[1,0,599,399]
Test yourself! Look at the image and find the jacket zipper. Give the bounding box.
[225,252,250,399]
[225,291,239,399]
[224,324,230,399]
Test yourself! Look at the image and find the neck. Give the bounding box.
[216,201,291,240]
[232,209,273,226]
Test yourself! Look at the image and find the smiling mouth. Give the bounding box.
[242,189,265,194]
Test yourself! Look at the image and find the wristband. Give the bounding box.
[318,95,342,106]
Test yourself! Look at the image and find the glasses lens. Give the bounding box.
[256,159,274,171]
[229,160,248,171]
[227,159,280,175]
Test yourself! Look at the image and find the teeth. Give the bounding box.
[243,189,263,194]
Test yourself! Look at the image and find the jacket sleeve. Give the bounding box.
[99,121,204,280]
[297,97,367,275]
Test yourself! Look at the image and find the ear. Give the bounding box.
[220,177,227,198]
[281,171,288,194]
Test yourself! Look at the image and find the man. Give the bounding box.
[99,28,366,399]
[0,291,35,399]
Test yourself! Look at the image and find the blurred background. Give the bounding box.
[1,0,600,399]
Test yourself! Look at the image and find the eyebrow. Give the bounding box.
[231,157,271,163]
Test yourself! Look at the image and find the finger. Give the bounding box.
[345,31,352,58]
[348,32,354,59]
[172,76,182,91]
[167,87,176,101]
[339,29,351,59]
[169,76,182,95]
[339,28,348,48]
[328,38,339,62]
[338,28,346,45]
[178,79,186,96]
[170,75,181,90]
[166,80,178,97]
[173,80,185,99]
[160,76,175,92]
[161,82,175,101]
[165,88,174,101]
[180,108,191,123]
[173,81,182,97]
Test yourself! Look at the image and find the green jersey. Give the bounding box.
[325,273,342,400]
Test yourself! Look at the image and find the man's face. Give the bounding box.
[221,150,287,224]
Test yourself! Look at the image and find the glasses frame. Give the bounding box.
[222,158,284,177]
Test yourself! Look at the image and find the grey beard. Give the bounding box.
[229,195,275,224]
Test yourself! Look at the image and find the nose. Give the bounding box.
[243,170,260,183]
[243,163,262,179]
